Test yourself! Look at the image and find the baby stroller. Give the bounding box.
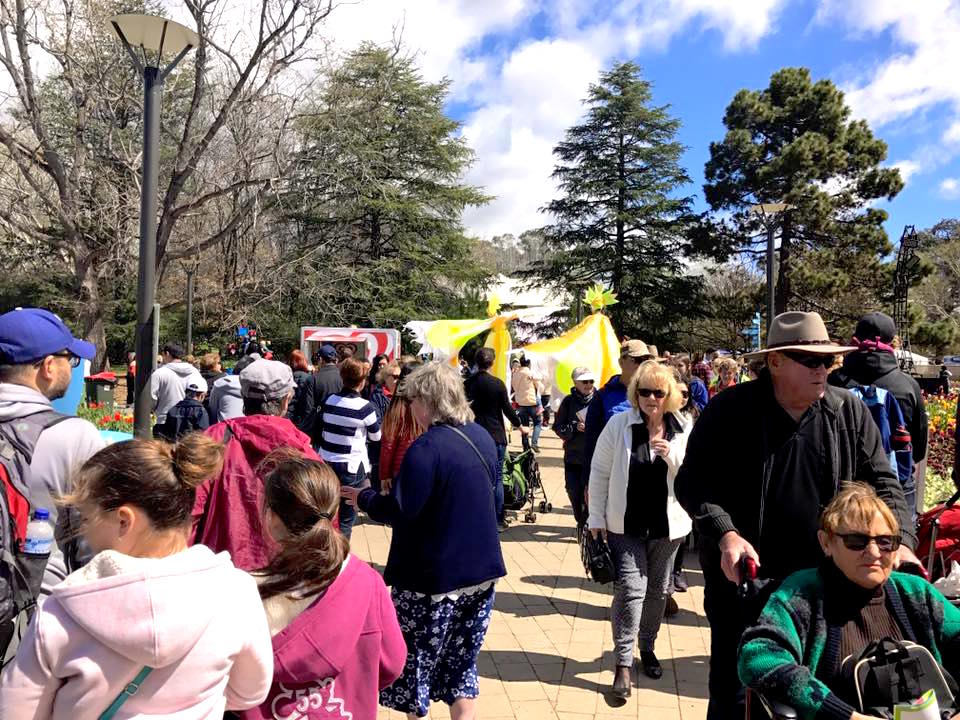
[502,449,551,523]
[917,487,960,605]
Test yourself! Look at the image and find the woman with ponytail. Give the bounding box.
[237,450,406,720]
[0,433,274,720]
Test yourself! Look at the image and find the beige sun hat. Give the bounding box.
[743,311,856,360]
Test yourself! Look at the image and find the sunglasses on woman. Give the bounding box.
[781,350,836,369]
[681,390,690,399]
[834,532,901,553]
[637,388,666,399]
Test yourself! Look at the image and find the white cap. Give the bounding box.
[185,376,208,394]
[571,366,596,382]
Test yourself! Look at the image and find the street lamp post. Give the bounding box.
[749,202,795,335]
[110,14,198,438]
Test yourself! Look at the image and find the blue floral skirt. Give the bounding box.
[379,584,495,717]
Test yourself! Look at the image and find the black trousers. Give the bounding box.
[701,548,748,720]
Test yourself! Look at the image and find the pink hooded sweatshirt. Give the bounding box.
[239,555,407,720]
[0,545,274,720]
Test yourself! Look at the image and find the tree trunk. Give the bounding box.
[613,135,626,330]
[74,248,108,370]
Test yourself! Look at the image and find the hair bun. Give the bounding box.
[172,432,225,489]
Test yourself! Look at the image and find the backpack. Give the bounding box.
[840,637,958,718]
[0,409,69,665]
[502,451,529,510]
[849,385,912,485]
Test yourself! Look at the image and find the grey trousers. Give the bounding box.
[608,532,682,666]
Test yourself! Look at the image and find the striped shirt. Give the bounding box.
[320,391,382,473]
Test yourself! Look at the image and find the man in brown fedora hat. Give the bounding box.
[675,311,918,720]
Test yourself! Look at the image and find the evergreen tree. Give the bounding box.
[531,61,699,342]
[283,43,492,327]
[700,67,903,330]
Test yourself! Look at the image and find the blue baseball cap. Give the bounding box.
[0,308,96,364]
[319,344,338,361]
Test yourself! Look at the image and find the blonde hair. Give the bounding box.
[717,358,738,375]
[403,361,474,425]
[820,482,899,536]
[376,360,400,385]
[628,360,684,414]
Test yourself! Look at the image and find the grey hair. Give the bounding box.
[243,396,286,417]
[403,361,474,425]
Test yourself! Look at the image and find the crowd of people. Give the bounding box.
[0,303,956,720]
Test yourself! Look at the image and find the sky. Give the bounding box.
[317,0,960,246]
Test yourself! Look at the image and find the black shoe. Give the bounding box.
[640,651,663,679]
[612,664,632,698]
[673,570,688,592]
[664,595,679,617]
[532,445,541,454]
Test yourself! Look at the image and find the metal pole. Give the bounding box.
[766,222,775,334]
[134,66,161,438]
[186,269,195,356]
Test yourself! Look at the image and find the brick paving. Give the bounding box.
[357,427,711,720]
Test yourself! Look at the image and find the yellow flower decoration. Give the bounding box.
[584,284,618,313]
[487,294,501,318]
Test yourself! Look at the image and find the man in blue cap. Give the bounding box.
[294,344,344,447]
[0,308,104,595]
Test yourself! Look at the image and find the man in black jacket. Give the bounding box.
[295,344,343,446]
[829,311,928,516]
[675,311,919,720]
[465,348,526,530]
[553,366,596,526]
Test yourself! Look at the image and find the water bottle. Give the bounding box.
[24,508,54,556]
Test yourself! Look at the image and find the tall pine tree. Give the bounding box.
[532,61,699,342]
[700,67,903,330]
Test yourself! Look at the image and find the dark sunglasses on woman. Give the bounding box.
[637,388,666,399]
[834,532,901,553]
[780,350,836,369]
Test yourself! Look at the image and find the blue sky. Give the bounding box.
[324,0,960,245]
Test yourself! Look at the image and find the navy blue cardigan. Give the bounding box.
[357,421,507,595]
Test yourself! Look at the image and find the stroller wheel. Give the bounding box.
[525,512,536,523]
[539,501,546,512]
[546,502,553,512]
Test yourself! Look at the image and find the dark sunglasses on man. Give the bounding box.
[780,350,836,369]
[39,351,81,369]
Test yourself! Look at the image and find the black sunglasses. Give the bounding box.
[781,350,836,369]
[637,388,666,399]
[681,390,690,398]
[834,532,901,553]
[40,351,80,369]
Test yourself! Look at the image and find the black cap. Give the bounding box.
[854,312,896,344]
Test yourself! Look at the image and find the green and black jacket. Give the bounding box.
[738,567,960,719]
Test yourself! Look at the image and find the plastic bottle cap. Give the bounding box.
[33,508,50,520]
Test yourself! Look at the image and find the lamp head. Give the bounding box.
[109,14,199,60]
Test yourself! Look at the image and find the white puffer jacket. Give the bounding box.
[587,408,693,540]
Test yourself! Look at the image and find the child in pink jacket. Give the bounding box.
[238,449,406,720]
[0,433,274,719]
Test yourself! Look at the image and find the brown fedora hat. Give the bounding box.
[743,311,855,359]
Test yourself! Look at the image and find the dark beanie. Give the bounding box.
[854,312,897,344]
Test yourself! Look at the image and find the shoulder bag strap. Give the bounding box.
[441,425,495,485]
[99,666,153,720]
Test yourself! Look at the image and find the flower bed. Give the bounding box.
[77,401,134,431]
[924,391,957,511]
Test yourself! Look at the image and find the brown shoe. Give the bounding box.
[612,664,632,698]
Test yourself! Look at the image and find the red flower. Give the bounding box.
[98,417,108,426]
[114,411,122,421]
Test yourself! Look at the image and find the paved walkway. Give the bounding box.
[359,427,711,720]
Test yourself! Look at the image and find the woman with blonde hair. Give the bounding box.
[588,360,693,697]
[709,357,739,399]
[342,361,505,720]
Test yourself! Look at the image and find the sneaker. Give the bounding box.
[532,445,541,454]
[673,570,688,592]
[497,519,510,533]
[664,595,679,617]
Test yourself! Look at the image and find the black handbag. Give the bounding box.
[578,525,617,584]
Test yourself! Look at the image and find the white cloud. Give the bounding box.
[892,160,922,184]
[940,177,960,199]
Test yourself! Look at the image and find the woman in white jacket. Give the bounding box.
[588,360,692,699]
